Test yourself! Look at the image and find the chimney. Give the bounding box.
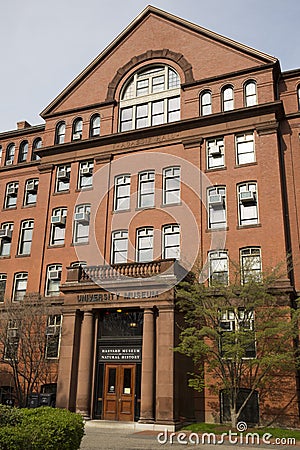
[17,121,31,130]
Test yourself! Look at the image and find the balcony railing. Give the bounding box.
[66,259,180,283]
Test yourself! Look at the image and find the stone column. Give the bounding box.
[155,305,176,424]
[56,311,78,410]
[139,308,155,422]
[76,311,94,418]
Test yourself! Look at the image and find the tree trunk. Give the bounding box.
[230,408,238,428]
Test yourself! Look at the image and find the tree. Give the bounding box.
[0,300,61,407]
[175,264,300,428]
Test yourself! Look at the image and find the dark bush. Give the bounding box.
[0,407,84,450]
[0,405,22,426]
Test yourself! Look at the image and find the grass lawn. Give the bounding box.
[183,423,300,441]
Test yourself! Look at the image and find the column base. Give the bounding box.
[76,410,91,420]
[138,417,155,423]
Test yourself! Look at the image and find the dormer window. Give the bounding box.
[119,65,180,132]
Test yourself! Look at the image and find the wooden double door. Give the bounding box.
[103,364,136,421]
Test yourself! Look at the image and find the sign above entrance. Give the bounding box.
[99,346,142,362]
[77,290,159,303]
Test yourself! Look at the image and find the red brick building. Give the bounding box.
[0,6,300,428]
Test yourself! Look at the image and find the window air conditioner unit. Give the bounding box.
[48,270,61,281]
[80,167,92,176]
[220,320,234,331]
[6,160,13,166]
[74,212,90,224]
[209,144,223,157]
[7,329,18,338]
[239,191,255,203]
[26,181,37,192]
[209,194,224,206]
[51,215,66,226]
[57,168,69,180]
[73,133,82,140]
[45,326,56,336]
[0,229,12,240]
[7,186,17,196]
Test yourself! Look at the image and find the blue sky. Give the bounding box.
[0,0,299,132]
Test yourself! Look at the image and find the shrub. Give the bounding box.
[0,405,22,426]
[0,407,84,450]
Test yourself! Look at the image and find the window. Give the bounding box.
[220,389,259,425]
[45,315,62,359]
[207,137,225,169]
[4,320,19,360]
[45,264,62,297]
[163,167,180,205]
[219,308,256,358]
[222,86,234,111]
[24,179,38,205]
[0,223,13,257]
[18,141,28,163]
[55,121,66,144]
[90,114,100,137]
[18,220,34,255]
[111,230,128,264]
[136,227,153,262]
[72,118,83,141]
[70,261,87,268]
[50,208,67,246]
[0,146,2,165]
[138,171,155,208]
[200,90,212,116]
[238,182,258,226]
[32,138,42,161]
[73,204,90,244]
[119,65,180,131]
[244,80,257,107]
[208,250,228,286]
[13,272,28,301]
[5,143,15,165]
[4,182,18,208]
[162,224,180,259]
[114,175,131,211]
[0,274,7,302]
[207,186,226,229]
[78,160,93,189]
[56,164,71,192]
[298,85,300,110]
[240,247,262,283]
[236,132,255,165]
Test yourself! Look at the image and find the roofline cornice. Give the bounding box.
[0,123,45,140]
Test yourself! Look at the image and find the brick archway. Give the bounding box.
[105,49,194,101]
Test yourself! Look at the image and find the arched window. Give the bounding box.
[72,118,83,141]
[5,143,15,165]
[32,138,42,161]
[222,85,234,111]
[200,90,212,116]
[55,122,66,145]
[298,85,300,110]
[119,65,180,132]
[18,140,28,163]
[244,80,257,107]
[90,114,100,137]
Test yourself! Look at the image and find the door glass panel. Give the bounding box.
[123,368,131,394]
[108,368,116,393]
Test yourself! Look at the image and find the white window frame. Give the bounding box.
[138,171,155,208]
[111,230,128,264]
[207,186,227,229]
[50,208,67,246]
[55,164,71,192]
[4,319,19,360]
[45,264,62,297]
[55,122,66,145]
[244,81,257,107]
[73,204,90,244]
[240,247,262,284]
[24,179,39,205]
[72,118,83,141]
[0,223,13,257]
[207,138,225,169]
[5,143,15,165]
[163,167,180,205]
[18,220,34,256]
[78,160,94,189]
[90,114,100,137]
[5,182,19,208]
[222,86,234,111]
[236,132,255,165]
[13,272,28,301]
[45,315,62,359]
[200,90,212,116]
[238,182,258,226]
[208,250,229,286]
[162,224,180,259]
[18,140,28,163]
[0,273,7,302]
[219,308,256,358]
[119,65,180,132]
[114,174,131,211]
[136,227,154,262]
